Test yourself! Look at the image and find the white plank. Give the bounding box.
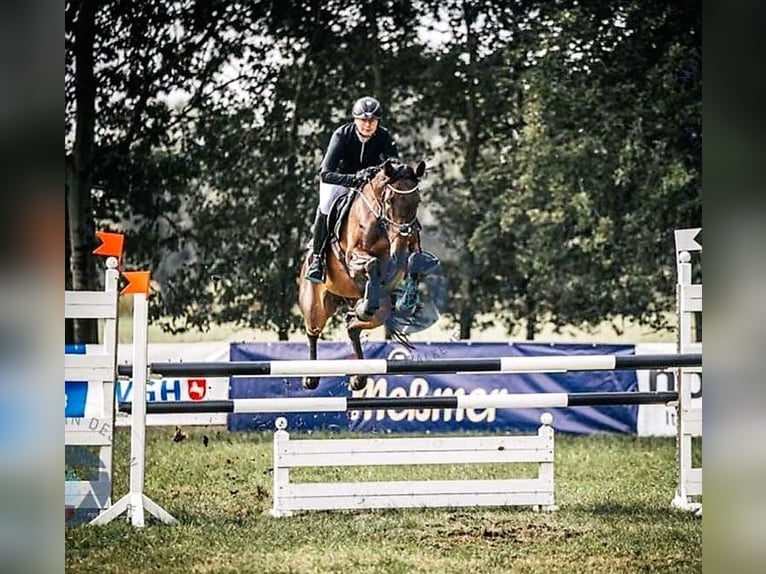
[278,489,554,512]
[685,469,702,496]
[277,446,552,467]
[65,354,115,381]
[65,291,118,319]
[65,418,113,445]
[281,478,551,498]
[681,285,702,311]
[682,409,702,436]
[281,434,547,455]
[679,342,702,354]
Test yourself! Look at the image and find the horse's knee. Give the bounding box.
[354,299,378,321]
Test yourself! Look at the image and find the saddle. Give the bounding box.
[326,190,357,270]
[327,190,356,245]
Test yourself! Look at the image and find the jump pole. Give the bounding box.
[119,391,679,415]
[91,272,176,527]
[116,353,702,378]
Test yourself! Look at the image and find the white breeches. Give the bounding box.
[318,182,350,215]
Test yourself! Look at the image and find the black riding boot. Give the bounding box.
[305,210,329,283]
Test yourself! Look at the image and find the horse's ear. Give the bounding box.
[415,160,426,178]
[383,158,396,177]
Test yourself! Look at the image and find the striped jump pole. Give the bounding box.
[116,352,702,378]
[119,390,679,415]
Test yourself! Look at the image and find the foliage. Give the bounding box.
[470,0,701,336]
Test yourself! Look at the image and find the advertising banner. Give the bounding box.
[229,342,638,435]
[115,342,229,426]
[64,344,88,418]
[636,342,702,436]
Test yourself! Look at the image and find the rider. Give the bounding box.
[304,96,399,283]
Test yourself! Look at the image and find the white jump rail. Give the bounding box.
[672,228,702,515]
[270,414,557,517]
[65,257,119,517]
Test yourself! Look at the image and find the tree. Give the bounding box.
[153,0,428,339]
[474,0,701,337]
[65,0,272,337]
[413,0,537,338]
[66,0,99,343]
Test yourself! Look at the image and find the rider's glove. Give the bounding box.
[354,166,380,187]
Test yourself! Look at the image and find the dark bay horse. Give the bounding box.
[298,158,426,390]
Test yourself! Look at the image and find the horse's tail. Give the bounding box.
[385,324,415,350]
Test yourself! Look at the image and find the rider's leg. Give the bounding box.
[305,183,347,283]
[305,208,329,283]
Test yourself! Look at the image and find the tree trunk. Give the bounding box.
[525,292,537,340]
[65,187,75,344]
[67,0,99,343]
[361,4,383,97]
[459,305,473,340]
[455,2,479,343]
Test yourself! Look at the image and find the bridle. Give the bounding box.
[357,176,420,238]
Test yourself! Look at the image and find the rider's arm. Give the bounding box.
[320,130,360,188]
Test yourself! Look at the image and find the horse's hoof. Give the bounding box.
[348,375,367,391]
[302,376,319,390]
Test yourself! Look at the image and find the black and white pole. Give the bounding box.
[119,391,679,415]
[116,353,702,378]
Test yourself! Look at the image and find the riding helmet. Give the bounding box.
[352,96,383,120]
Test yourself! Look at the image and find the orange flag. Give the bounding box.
[121,271,151,295]
[93,231,125,260]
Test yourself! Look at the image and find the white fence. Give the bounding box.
[65,257,119,517]
[270,414,557,517]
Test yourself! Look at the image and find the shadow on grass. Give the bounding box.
[571,501,698,521]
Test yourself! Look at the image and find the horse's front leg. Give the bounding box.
[347,326,367,391]
[302,333,320,390]
[354,258,381,320]
[346,325,366,391]
[345,297,392,392]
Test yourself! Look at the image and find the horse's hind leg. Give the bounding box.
[298,278,338,390]
[346,325,367,391]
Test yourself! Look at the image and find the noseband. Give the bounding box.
[381,182,419,236]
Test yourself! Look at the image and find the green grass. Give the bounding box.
[66,427,701,573]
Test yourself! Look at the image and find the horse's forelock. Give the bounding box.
[390,164,418,185]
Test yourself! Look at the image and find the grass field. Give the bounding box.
[65,427,701,574]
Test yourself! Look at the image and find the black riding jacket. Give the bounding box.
[319,122,398,188]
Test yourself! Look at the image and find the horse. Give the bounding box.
[298,158,426,391]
